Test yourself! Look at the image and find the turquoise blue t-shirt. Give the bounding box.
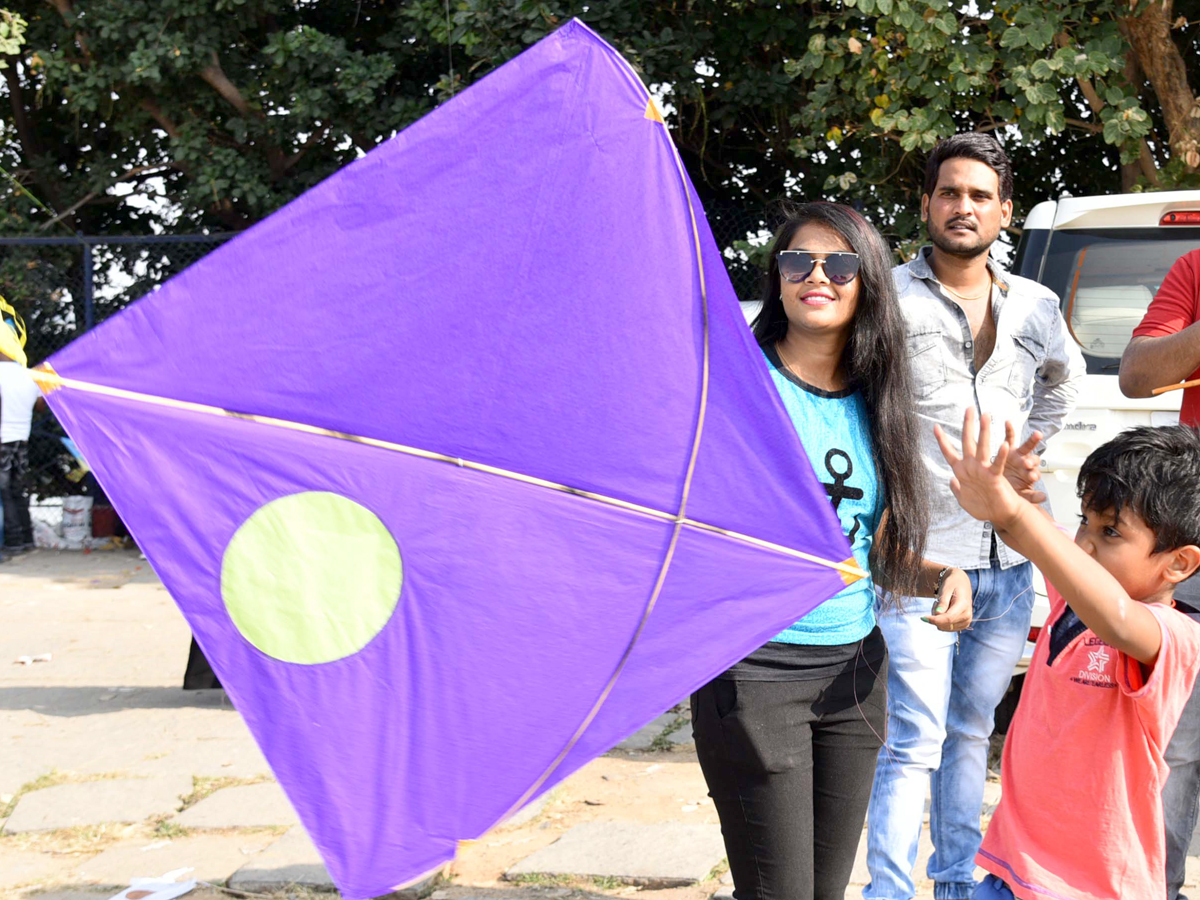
[763,347,882,645]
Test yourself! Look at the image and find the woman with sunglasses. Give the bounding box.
[691,202,971,900]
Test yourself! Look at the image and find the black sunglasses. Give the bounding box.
[777,250,861,285]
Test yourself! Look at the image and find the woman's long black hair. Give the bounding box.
[753,201,928,599]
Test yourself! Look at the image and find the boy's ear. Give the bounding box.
[1164,545,1200,585]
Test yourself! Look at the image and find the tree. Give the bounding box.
[403,0,1200,257]
[2,1,443,236]
[1,1,1197,249]
[785,0,1200,237]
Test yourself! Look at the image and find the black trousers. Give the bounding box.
[0,440,32,548]
[183,637,222,690]
[692,635,888,900]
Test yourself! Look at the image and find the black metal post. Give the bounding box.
[81,240,94,330]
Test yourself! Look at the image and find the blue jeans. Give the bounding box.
[864,560,1034,900]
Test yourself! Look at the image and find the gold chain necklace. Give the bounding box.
[941,278,993,304]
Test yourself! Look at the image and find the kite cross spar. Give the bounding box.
[35,20,862,898]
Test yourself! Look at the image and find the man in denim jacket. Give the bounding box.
[864,134,1085,900]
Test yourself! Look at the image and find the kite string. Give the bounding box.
[489,77,712,828]
[859,581,1036,770]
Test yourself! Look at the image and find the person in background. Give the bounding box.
[1120,247,1200,900]
[865,133,1086,900]
[0,332,42,555]
[1121,248,1200,421]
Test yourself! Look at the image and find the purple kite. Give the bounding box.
[36,20,862,899]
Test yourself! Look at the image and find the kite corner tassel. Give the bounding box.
[838,557,868,586]
[30,363,64,395]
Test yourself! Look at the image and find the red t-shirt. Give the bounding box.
[1132,249,1200,426]
[977,583,1200,899]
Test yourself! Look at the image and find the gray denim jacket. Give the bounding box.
[896,247,1086,570]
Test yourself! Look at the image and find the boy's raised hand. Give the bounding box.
[934,409,1025,530]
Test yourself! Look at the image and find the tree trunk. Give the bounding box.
[1122,0,1200,171]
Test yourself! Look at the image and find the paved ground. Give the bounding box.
[3,548,1198,900]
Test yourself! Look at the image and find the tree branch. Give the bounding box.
[198,51,287,177]
[37,164,173,231]
[1057,31,1161,186]
[4,60,71,219]
[140,97,181,140]
[1138,137,1162,183]
[285,125,331,171]
[5,61,41,161]
[44,0,92,61]
[198,51,255,119]
[1122,0,1200,170]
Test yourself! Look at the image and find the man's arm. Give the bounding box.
[1121,255,1200,397]
[1026,304,1085,443]
[935,410,1163,665]
[1121,332,1200,397]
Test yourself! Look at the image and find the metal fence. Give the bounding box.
[1,210,776,504]
[0,234,236,502]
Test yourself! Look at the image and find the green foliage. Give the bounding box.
[0,9,26,64]
[1,0,1196,253]
[2,1,442,235]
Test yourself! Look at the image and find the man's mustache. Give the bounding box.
[945,217,977,230]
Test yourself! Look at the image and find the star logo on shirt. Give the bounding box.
[1087,646,1110,673]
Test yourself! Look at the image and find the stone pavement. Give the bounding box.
[3,549,1199,900]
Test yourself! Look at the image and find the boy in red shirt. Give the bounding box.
[936,413,1200,900]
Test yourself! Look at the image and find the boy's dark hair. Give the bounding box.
[1077,425,1200,553]
[923,133,1014,203]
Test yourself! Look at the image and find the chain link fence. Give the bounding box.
[0,234,236,507]
[1,212,779,509]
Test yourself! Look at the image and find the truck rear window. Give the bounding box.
[1040,228,1200,375]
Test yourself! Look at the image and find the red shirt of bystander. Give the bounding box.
[1132,249,1200,426]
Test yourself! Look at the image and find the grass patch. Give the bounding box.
[705,857,730,882]
[649,717,689,752]
[2,821,135,855]
[507,873,574,887]
[584,875,627,890]
[154,819,192,839]
[506,872,639,892]
[178,774,271,811]
[1,768,126,818]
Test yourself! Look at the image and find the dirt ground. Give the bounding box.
[0,547,1017,900]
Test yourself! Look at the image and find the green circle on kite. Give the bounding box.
[221,492,402,665]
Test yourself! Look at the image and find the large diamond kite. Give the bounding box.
[37,20,862,900]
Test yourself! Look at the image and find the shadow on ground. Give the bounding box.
[0,687,232,716]
[0,549,159,588]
